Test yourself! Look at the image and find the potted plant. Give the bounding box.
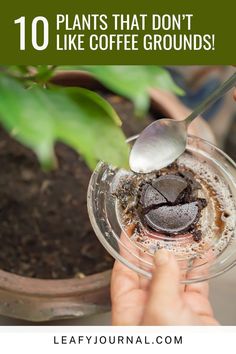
[0,66,213,321]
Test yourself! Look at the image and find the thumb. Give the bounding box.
[142,249,182,325]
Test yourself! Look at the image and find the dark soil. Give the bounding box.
[0,92,153,279]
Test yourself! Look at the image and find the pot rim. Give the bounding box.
[0,268,111,297]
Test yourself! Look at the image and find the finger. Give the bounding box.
[197,315,219,326]
[186,280,209,297]
[183,292,214,317]
[138,246,154,291]
[113,224,152,294]
[143,249,182,323]
[177,257,191,294]
[151,249,181,304]
[111,225,141,301]
[111,260,148,325]
[111,259,140,302]
[185,256,212,297]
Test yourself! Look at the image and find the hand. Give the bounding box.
[111,249,219,325]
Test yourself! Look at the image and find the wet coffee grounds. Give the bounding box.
[140,174,207,236]
[115,166,207,242]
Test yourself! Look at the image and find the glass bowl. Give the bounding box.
[87,135,236,284]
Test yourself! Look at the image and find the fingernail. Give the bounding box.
[154,249,170,266]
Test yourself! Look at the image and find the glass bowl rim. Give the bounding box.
[87,134,236,284]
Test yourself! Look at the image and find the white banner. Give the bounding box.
[0,326,234,353]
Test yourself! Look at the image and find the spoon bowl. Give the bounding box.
[129,118,187,173]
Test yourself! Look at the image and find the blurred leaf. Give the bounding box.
[60,65,184,115]
[4,65,56,86]
[0,74,129,170]
[33,65,56,83]
[34,86,129,169]
[147,66,184,95]
[0,74,55,169]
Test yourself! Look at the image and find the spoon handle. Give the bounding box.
[185,71,236,126]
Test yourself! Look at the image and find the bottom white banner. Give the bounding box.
[0,326,234,353]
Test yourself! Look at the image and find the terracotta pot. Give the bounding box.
[0,72,112,322]
[0,70,215,322]
[0,268,111,321]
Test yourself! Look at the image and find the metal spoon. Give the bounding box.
[129,71,236,173]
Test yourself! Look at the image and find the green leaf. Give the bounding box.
[59,65,184,115]
[0,74,130,170]
[36,86,130,170]
[147,66,184,96]
[33,65,56,83]
[0,74,55,169]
